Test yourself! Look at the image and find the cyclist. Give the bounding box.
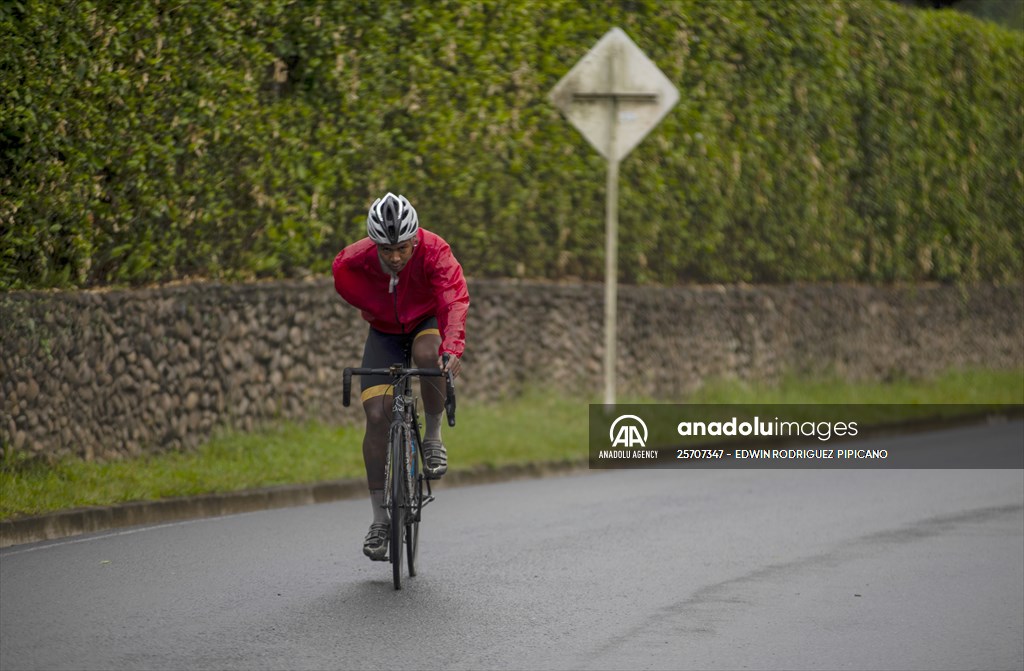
[332,192,469,560]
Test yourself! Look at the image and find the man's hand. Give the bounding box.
[439,353,462,379]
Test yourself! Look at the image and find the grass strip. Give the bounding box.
[2,368,1021,520]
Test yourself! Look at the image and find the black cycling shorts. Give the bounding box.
[359,317,440,403]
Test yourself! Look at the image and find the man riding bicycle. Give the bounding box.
[332,192,469,560]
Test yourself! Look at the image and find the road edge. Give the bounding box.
[4,408,1021,549]
[0,458,589,549]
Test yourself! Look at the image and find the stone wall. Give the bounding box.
[1,280,1021,461]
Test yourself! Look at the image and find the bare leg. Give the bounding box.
[413,333,448,476]
[361,392,393,559]
[361,394,392,491]
[413,333,444,416]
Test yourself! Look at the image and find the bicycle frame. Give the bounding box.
[342,353,455,589]
[383,367,432,519]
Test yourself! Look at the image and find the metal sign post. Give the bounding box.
[550,28,679,405]
[604,153,619,408]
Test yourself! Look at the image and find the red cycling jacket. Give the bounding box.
[332,228,469,358]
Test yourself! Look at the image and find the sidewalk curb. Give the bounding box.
[0,459,589,549]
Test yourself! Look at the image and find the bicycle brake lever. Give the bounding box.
[445,384,456,427]
[441,354,456,427]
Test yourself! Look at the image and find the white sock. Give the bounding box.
[369,489,388,525]
[425,412,443,443]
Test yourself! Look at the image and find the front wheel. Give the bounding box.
[390,427,406,590]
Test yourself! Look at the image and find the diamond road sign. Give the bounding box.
[549,27,679,162]
[549,27,680,405]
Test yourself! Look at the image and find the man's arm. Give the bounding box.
[427,241,469,362]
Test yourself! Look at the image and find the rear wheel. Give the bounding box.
[390,428,405,590]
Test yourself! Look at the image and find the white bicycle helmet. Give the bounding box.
[366,192,418,244]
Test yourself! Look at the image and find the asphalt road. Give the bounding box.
[2,421,1022,671]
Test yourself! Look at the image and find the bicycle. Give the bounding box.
[343,351,456,590]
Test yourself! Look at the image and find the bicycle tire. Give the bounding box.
[390,425,405,590]
[406,433,420,577]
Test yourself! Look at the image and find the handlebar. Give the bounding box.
[343,360,456,427]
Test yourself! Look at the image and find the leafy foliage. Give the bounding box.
[1,0,1021,289]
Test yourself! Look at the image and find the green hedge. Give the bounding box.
[1,0,1021,289]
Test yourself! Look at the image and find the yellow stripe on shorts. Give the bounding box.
[414,328,440,341]
[360,384,395,403]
